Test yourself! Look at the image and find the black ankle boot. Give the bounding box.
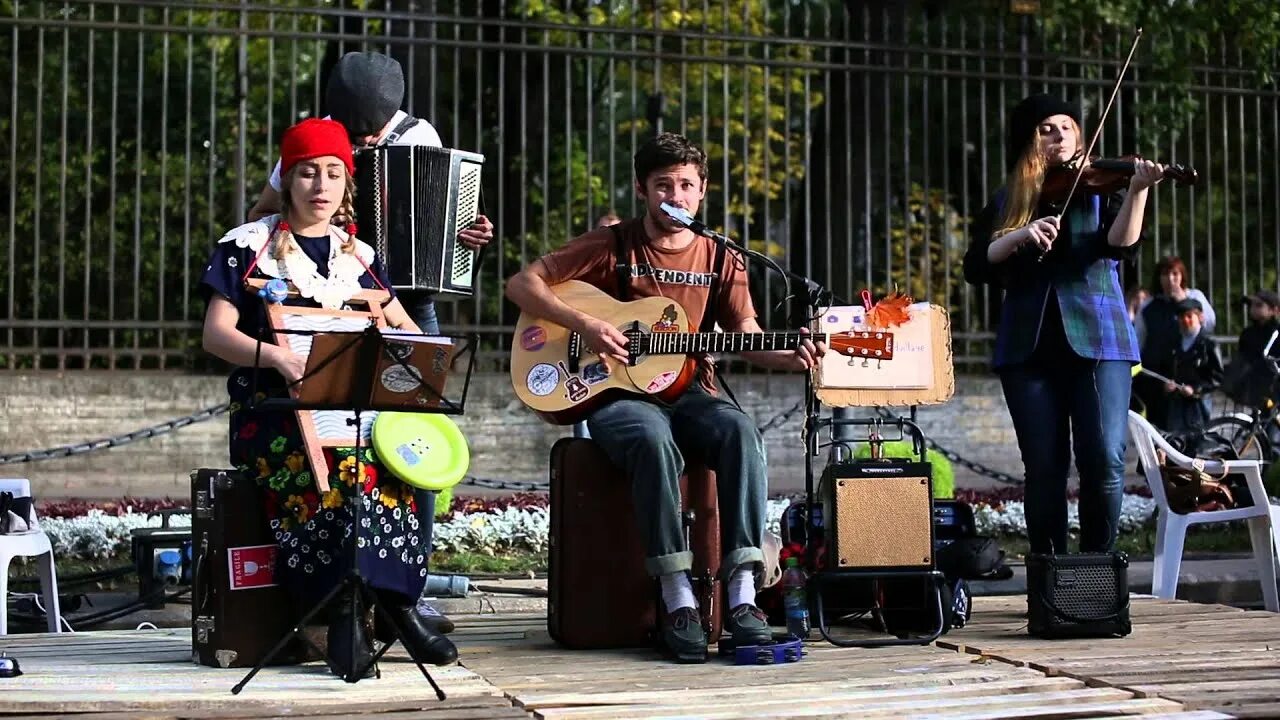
[326,590,375,679]
[373,593,457,666]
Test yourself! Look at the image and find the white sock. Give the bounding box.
[727,565,756,609]
[660,572,697,613]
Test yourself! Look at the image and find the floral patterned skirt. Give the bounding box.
[226,370,429,604]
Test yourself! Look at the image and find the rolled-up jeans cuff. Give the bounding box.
[644,550,693,577]
[720,547,764,581]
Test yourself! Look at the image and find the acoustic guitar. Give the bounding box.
[509,281,893,425]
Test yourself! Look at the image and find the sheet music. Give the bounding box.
[279,312,372,442]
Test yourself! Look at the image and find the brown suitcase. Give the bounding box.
[547,437,722,649]
[190,469,321,668]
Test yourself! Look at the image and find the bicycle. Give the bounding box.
[1202,354,1280,464]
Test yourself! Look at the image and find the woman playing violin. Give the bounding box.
[963,93,1164,555]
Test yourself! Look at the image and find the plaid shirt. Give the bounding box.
[964,191,1140,370]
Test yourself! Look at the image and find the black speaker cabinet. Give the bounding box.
[821,461,935,571]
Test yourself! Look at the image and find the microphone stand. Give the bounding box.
[658,203,843,327]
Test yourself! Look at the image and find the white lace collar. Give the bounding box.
[216,214,378,309]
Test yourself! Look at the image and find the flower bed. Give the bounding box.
[25,490,1170,563]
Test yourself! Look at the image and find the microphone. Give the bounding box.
[659,202,712,236]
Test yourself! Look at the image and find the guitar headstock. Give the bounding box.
[829,330,894,361]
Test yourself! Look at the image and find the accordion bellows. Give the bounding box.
[354,145,484,297]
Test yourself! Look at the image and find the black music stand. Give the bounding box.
[231,325,478,695]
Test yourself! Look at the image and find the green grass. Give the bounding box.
[997,523,1254,561]
[429,551,548,575]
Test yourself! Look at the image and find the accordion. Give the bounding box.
[353,144,484,297]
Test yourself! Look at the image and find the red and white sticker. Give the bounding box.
[646,370,678,393]
[228,544,279,591]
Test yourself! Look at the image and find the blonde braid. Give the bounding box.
[270,217,299,260]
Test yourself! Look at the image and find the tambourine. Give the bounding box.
[372,412,470,491]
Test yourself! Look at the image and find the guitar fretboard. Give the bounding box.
[639,332,828,355]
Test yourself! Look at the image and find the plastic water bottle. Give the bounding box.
[781,557,811,639]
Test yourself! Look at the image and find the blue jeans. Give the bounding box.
[999,356,1131,555]
[586,383,767,579]
[401,291,440,335]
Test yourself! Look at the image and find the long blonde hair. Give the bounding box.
[994,117,1082,238]
[272,165,359,260]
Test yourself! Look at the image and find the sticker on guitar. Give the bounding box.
[557,361,591,402]
[525,363,559,397]
[651,304,680,333]
[646,370,678,393]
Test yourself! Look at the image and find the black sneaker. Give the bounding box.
[661,606,708,664]
[725,604,773,648]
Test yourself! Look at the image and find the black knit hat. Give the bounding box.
[1175,297,1204,315]
[325,52,405,139]
[1006,93,1083,170]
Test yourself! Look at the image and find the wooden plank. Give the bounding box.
[533,690,1182,720]
[522,677,1088,719]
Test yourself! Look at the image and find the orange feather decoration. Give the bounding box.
[865,291,913,328]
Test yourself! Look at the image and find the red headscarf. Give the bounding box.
[279,118,355,177]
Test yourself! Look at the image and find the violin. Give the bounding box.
[1042,154,1198,209]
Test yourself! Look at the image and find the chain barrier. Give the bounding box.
[10,398,977,496]
[0,403,232,465]
[460,400,810,492]
[871,406,1022,485]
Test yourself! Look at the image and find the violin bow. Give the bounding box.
[1053,26,1144,222]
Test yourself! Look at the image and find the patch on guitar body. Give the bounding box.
[651,304,680,333]
[646,370,678,393]
[581,361,610,385]
[525,363,559,397]
[520,325,547,352]
[564,376,590,402]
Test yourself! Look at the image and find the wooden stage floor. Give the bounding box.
[0,596,1276,719]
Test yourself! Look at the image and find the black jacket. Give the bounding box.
[1169,332,1224,397]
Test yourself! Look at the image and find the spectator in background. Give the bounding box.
[1162,298,1223,433]
[1135,256,1215,428]
[1238,290,1280,361]
[596,210,622,229]
[1126,286,1150,323]
[1222,290,1280,413]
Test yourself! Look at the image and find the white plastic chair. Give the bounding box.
[1128,411,1280,611]
[0,478,62,634]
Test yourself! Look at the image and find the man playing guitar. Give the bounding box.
[505,132,826,663]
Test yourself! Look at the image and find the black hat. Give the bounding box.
[1175,297,1204,315]
[1006,93,1083,170]
[325,52,405,139]
[1242,290,1280,309]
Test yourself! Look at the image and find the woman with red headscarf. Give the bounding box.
[199,118,456,676]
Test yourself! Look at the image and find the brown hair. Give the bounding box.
[994,117,1083,239]
[273,164,359,260]
[634,132,708,186]
[1151,256,1189,294]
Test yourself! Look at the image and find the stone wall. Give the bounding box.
[0,371,1032,499]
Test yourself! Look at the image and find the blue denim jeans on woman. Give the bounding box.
[999,352,1131,555]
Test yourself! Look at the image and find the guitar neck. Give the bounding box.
[643,332,825,355]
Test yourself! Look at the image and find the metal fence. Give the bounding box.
[2,0,1277,371]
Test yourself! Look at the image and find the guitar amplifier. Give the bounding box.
[190,469,321,668]
[821,460,935,570]
[353,144,484,298]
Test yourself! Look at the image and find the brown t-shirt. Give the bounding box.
[538,217,757,392]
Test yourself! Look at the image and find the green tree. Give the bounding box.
[0,0,341,369]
